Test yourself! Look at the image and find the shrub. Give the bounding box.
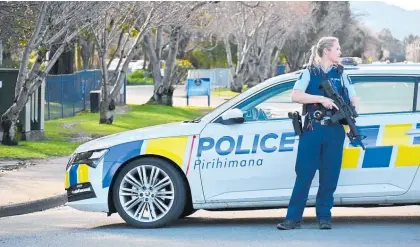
[127,70,153,85]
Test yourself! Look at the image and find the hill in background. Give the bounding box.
[350,1,420,41]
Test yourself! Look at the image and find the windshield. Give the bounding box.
[191,90,244,122]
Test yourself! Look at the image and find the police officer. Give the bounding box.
[277,37,358,230]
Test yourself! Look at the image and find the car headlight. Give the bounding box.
[66,149,108,169]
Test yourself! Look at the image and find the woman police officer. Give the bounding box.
[277,37,358,230]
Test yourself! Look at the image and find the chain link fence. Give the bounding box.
[45,70,126,120]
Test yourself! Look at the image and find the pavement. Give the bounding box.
[0,206,419,246]
[0,157,69,217]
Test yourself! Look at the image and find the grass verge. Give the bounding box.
[0,104,205,159]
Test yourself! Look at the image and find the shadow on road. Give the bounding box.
[85,214,420,246]
[91,214,420,231]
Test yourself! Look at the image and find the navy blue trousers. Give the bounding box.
[286,121,345,222]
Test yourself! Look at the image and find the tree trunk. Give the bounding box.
[144,31,163,104]
[270,47,281,78]
[80,35,93,70]
[1,113,22,146]
[177,30,191,58]
[230,49,248,93]
[144,32,163,81]
[156,26,181,105]
[146,26,182,106]
[97,14,114,124]
[155,26,163,60]
[230,68,246,93]
[150,85,174,106]
[228,36,253,93]
[246,47,259,88]
[99,50,114,124]
[259,46,274,81]
[224,36,235,79]
[142,43,147,70]
[1,79,31,145]
[288,51,305,72]
[99,98,115,124]
[90,43,97,69]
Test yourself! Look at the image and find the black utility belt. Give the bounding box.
[311,118,340,126]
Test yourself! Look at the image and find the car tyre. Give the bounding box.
[112,157,187,228]
[179,208,197,219]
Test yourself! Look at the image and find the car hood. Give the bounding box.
[74,121,204,153]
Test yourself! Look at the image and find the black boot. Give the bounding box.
[276,220,301,230]
[319,220,332,230]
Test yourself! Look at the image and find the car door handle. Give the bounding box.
[405,129,420,135]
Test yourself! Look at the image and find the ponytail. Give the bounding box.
[307,37,339,67]
[307,45,318,66]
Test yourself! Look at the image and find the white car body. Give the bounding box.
[65,65,420,216]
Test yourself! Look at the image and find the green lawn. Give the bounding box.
[0,105,206,159]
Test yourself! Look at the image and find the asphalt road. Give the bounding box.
[126,85,230,107]
[1,206,419,247]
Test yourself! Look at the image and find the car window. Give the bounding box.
[235,81,302,122]
[417,82,420,111]
[349,76,416,114]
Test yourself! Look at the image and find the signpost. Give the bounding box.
[186,77,211,106]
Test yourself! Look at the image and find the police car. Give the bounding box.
[65,64,420,228]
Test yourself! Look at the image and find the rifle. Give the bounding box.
[319,79,366,150]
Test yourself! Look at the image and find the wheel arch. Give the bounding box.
[107,154,193,215]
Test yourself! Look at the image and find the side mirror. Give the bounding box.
[220,108,244,125]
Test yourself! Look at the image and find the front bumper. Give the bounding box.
[66,182,96,202]
[64,161,109,212]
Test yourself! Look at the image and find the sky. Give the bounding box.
[371,0,420,10]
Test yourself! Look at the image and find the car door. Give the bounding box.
[197,80,308,203]
[336,74,420,201]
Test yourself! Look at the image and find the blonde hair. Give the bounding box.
[307,37,339,66]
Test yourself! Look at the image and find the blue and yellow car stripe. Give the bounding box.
[342,123,420,169]
[99,137,194,188]
[144,136,190,168]
[65,163,90,189]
